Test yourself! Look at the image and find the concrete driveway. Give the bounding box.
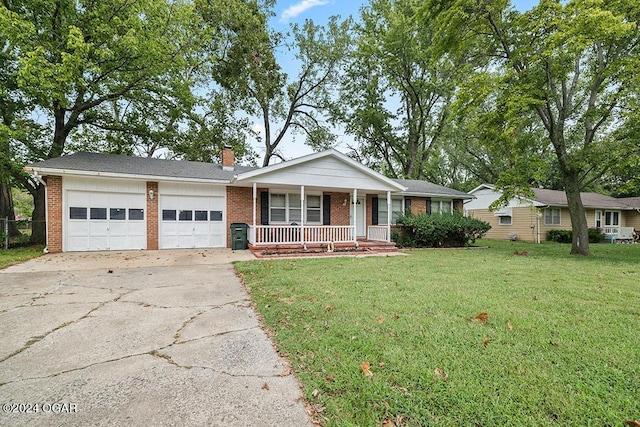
[0,249,313,427]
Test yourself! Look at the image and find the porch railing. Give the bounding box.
[604,226,620,236]
[367,225,389,242]
[249,225,356,246]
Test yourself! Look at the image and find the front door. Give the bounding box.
[350,196,366,237]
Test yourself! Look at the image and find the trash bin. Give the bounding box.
[230,223,249,250]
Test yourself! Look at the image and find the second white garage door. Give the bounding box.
[159,183,226,249]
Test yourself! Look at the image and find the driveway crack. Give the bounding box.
[0,289,135,364]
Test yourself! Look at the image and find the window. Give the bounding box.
[595,210,602,228]
[162,210,176,221]
[90,208,107,220]
[195,210,208,221]
[498,216,512,225]
[431,200,452,214]
[379,198,403,224]
[110,208,126,220]
[69,207,87,220]
[605,211,619,226]
[270,193,322,223]
[179,210,192,221]
[270,194,286,222]
[210,211,223,221]
[129,209,144,220]
[306,195,321,223]
[544,208,561,225]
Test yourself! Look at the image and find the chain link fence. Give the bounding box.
[0,218,45,249]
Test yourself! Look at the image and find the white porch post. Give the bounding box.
[252,182,257,243]
[300,186,305,247]
[353,188,358,243]
[387,191,391,243]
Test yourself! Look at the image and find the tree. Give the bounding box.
[427,0,640,255]
[215,8,351,166]
[333,0,463,180]
[0,0,266,243]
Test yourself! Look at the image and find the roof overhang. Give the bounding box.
[24,166,230,185]
[402,191,474,199]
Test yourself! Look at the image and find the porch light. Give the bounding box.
[148,189,154,200]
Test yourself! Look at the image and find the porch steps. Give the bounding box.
[248,240,398,258]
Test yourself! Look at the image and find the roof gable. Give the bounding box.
[235,149,406,192]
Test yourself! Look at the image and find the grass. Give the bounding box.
[0,245,45,270]
[235,240,640,426]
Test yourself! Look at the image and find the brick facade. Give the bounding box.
[46,175,63,253]
[326,192,351,226]
[146,181,158,250]
[226,187,267,247]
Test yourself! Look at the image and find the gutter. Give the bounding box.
[33,172,49,254]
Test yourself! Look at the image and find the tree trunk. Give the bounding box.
[0,181,21,238]
[30,184,46,244]
[564,172,590,255]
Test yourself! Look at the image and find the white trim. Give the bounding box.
[25,167,229,185]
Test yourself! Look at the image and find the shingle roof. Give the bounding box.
[394,179,473,198]
[532,188,634,209]
[26,152,257,181]
[619,197,640,209]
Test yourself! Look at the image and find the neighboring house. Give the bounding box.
[465,184,640,242]
[25,148,472,253]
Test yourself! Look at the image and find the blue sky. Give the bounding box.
[251,1,540,162]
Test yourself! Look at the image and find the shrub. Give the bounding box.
[393,213,491,248]
[547,228,607,244]
[547,229,572,243]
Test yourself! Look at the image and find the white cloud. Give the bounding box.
[280,0,329,23]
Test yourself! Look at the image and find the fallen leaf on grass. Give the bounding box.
[325,305,335,311]
[434,368,448,380]
[312,389,319,397]
[474,312,489,323]
[325,374,335,382]
[361,361,373,377]
[383,419,396,427]
[482,337,490,347]
[379,362,385,367]
[377,316,385,323]
[394,313,400,319]
[625,421,640,427]
[507,322,513,330]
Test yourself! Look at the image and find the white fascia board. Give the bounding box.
[235,149,407,192]
[468,183,495,194]
[402,191,475,199]
[24,166,230,185]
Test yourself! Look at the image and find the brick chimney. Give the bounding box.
[222,146,234,171]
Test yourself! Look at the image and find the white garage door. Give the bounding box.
[159,183,226,249]
[65,179,146,252]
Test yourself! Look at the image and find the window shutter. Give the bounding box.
[404,198,412,214]
[372,196,379,225]
[323,194,331,225]
[260,192,269,225]
[427,199,431,215]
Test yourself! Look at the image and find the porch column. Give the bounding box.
[387,191,392,243]
[252,182,257,243]
[353,188,358,244]
[300,185,305,247]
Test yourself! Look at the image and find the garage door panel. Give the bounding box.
[65,188,146,252]
[160,191,226,249]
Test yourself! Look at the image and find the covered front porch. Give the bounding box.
[230,150,407,251]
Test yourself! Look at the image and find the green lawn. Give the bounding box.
[0,245,44,270]
[236,240,640,426]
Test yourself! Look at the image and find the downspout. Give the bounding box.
[33,172,49,253]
